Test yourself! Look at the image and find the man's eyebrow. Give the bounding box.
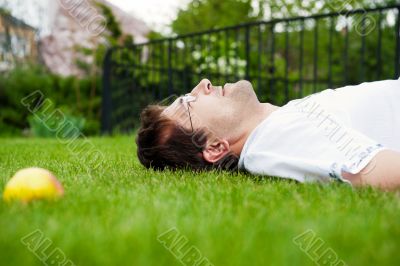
[169,92,194,110]
[165,96,185,115]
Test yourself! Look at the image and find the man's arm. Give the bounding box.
[342,150,400,191]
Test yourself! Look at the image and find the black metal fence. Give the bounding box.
[102,4,400,134]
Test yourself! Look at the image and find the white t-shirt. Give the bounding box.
[238,79,400,184]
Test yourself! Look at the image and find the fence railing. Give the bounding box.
[102,4,400,134]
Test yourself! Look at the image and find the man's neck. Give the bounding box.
[230,103,279,156]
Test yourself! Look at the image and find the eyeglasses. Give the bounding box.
[179,93,196,133]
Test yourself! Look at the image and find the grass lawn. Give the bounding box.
[0,136,399,266]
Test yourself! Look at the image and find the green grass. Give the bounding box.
[0,137,399,266]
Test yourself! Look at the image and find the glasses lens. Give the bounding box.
[182,94,196,103]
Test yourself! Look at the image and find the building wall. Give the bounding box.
[0,13,38,71]
[0,17,4,31]
[40,0,150,77]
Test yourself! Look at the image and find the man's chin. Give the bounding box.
[236,80,253,88]
[229,80,256,100]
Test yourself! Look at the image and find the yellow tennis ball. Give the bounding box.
[3,167,64,203]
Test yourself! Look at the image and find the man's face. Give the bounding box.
[163,79,261,140]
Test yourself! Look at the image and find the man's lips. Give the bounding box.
[211,84,225,96]
[222,84,228,96]
[214,85,224,96]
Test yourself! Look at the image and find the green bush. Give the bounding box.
[0,66,101,137]
[28,105,85,138]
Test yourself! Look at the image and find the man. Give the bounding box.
[136,78,400,190]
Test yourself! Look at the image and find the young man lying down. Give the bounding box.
[136,78,400,190]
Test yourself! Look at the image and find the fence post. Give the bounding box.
[269,23,275,101]
[245,25,250,80]
[101,49,113,135]
[168,39,173,95]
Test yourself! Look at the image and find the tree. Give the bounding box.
[73,1,136,132]
[172,0,263,35]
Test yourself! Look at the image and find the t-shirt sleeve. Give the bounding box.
[243,151,339,183]
[241,99,388,184]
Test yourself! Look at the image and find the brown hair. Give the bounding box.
[136,105,238,171]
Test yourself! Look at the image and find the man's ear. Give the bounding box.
[202,138,230,163]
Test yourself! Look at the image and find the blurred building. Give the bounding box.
[40,0,150,77]
[0,8,38,71]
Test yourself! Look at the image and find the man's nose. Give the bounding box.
[192,79,212,95]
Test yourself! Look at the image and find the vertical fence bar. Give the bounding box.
[136,46,142,103]
[235,28,239,80]
[377,11,383,80]
[299,19,304,97]
[156,42,160,100]
[146,45,150,99]
[344,15,349,85]
[187,37,193,87]
[132,46,138,107]
[141,46,149,101]
[270,23,275,100]
[299,19,305,97]
[360,15,366,81]
[138,46,146,100]
[138,47,144,103]
[245,25,250,80]
[216,32,221,83]
[183,37,187,91]
[131,46,136,121]
[313,20,318,93]
[197,35,202,81]
[225,30,230,81]
[212,33,216,83]
[178,40,182,90]
[395,7,400,78]
[101,49,113,134]
[285,22,289,102]
[150,45,155,100]
[175,40,180,92]
[160,41,165,98]
[172,41,177,92]
[125,51,133,132]
[206,33,211,80]
[167,39,173,95]
[257,24,262,94]
[328,17,334,88]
